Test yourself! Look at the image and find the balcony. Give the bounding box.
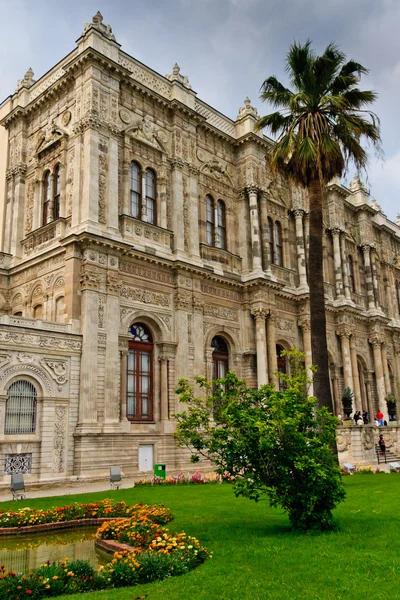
[119,215,173,257]
[270,264,296,288]
[0,313,71,333]
[199,243,242,276]
[22,218,70,257]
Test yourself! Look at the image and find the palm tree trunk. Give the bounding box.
[308,178,334,413]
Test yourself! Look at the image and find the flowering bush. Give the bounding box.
[0,502,210,598]
[135,470,221,486]
[0,500,172,529]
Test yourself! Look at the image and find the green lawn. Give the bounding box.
[1,476,399,600]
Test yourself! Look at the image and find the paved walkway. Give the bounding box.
[0,478,137,504]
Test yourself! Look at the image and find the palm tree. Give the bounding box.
[254,41,381,411]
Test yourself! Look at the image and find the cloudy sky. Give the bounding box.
[1,0,398,219]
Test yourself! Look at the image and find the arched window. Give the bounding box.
[206,195,215,246]
[347,255,355,293]
[276,344,287,392]
[33,305,43,319]
[127,323,153,422]
[5,380,37,434]
[145,169,156,225]
[212,336,229,380]
[275,221,283,267]
[216,200,226,250]
[130,162,141,219]
[53,165,61,220]
[43,171,51,225]
[267,217,274,264]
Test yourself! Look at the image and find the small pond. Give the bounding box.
[0,527,109,574]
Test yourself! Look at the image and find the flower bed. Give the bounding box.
[0,501,209,598]
[0,500,172,530]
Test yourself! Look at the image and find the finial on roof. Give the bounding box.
[81,11,116,42]
[166,63,192,89]
[16,67,35,91]
[236,97,258,120]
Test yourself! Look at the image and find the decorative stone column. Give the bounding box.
[369,335,387,418]
[331,229,344,299]
[247,187,263,273]
[141,171,147,221]
[251,306,268,387]
[381,343,391,399]
[159,357,168,420]
[267,313,278,388]
[337,328,354,394]
[259,192,272,274]
[293,209,308,291]
[170,159,185,254]
[120,349,128,422]
[298,316,313,396]
[340,233,351,300]
[349,335,362,411]
[362,245,376,311]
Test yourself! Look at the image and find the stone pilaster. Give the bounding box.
[251,306,268,387]
[77,264,102,429]
[370,248,380,309]
[259,192,272,274]
[107,137,119,231]
[381,343,391,399]
[80,127,99,225]
[104,269,122,428]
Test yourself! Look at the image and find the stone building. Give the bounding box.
[1,12,400,482]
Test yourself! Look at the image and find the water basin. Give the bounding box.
[0,527,108,574]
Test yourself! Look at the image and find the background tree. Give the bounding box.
[174,353,345,532]
[254,41,381,411]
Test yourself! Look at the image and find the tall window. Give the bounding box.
[206,195,215,246]
[53,165,61,220]
[43,171,51,225]
[5,380,37,434]
[275,221,283,267]
[216,200,226,250]
[347,255,355,293]
[145,169,156,225]
[212,336,229,380]
[127,324,153,422]
[267,217,274,263]
[130,162,141,218]
[276,344,287,392]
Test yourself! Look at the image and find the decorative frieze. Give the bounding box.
[0,330,81,352]
[119,261,173,285]
[98,149,108,224]
[120,285,170,307]
[204,305,238,321]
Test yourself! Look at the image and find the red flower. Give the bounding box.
[26,591,32,595]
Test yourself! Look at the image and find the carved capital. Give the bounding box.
[106,273,122,295]
[329,227,342,237]
[298,317,311,332]
[292,208,306,219]
[369,335,383,347]
[80,265,102,291]
[192,294,204,314]
[336,327,353,339]
[251,306,268,320]
[169,157,185,170]
[174,290,191,310]
[246,185,259,197]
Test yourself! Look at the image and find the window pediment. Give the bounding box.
[125,116,167,152]
[36,122,68,158]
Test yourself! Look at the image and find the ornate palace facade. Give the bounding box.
[1,13,400,482]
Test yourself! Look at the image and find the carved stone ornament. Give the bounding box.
[336,429,351,453]
[361,428,374,450]
[40,358,68,386]
[165,63,192,89]
[0,353,11,369]
[61,111,72,126]
[5,453,32,475]
[119,109,131,124]
[53,406,66,474]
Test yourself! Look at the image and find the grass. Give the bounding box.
[1,476,400,599]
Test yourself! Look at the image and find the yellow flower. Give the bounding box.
[52,576,58,580]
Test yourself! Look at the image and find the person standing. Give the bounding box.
[378,434,386,454]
